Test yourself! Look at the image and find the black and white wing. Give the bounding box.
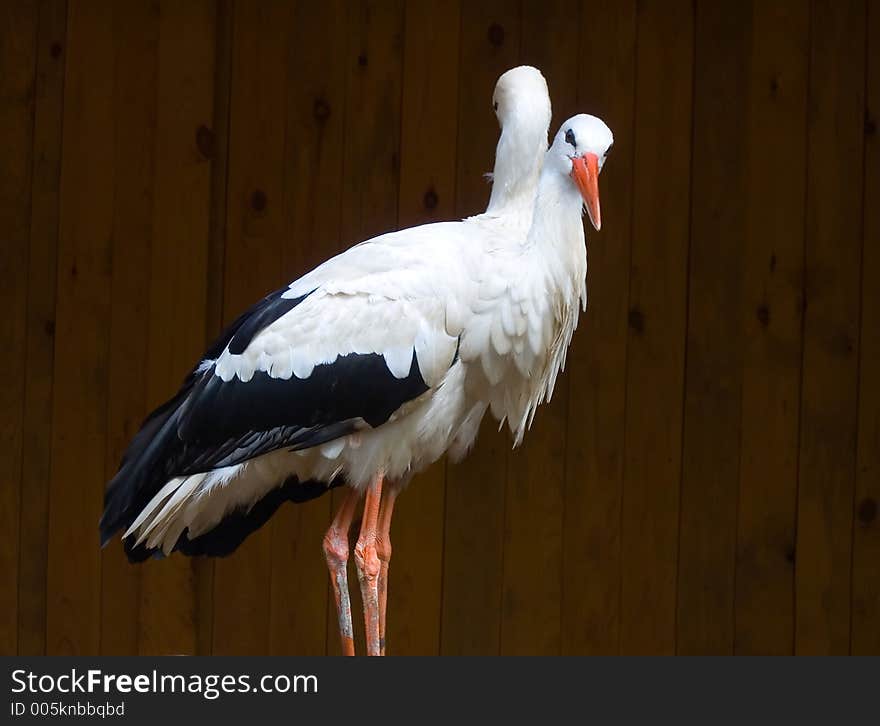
[100,224,476,550]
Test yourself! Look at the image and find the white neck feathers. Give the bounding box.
[485,116,548,216]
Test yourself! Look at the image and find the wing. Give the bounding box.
[102,221,480,544]
[168,246,466,474]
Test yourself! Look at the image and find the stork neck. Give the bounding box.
[485,119,547,216]
[526,163,586,254]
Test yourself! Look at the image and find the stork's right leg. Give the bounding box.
[323,488,359,656]
[376,486,398,656]
[354,472,384,656]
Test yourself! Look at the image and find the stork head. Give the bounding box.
[547,114,613,231]
[491,65,551,130]
[486,66,552,215]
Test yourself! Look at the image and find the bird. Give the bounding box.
[100,66,557,656]
[102,109,612,657]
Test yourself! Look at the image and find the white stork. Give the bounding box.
[101,65,551,655]
[101,68,613,655]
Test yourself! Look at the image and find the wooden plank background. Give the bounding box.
[1,0,877,655]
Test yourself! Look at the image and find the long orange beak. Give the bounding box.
[570,152,601,231]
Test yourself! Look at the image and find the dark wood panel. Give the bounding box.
[795,0,865,655]
[734,0,808,655]
[2,0,878,657]
[99,0,158,656]
[0,0,38,657]
[619,0,693,655]
[850,0,878,656]
[18,0,67,656]
[562,0,636,656]
[46,0,115,655]
[677,0,752,655]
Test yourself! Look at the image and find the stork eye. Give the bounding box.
[493,101,499,111]
[564,129,576,147]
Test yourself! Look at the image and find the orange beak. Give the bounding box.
[570,152,601,231]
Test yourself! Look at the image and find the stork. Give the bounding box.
[101,71,613,655]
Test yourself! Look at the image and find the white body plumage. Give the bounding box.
[126,209,578,551]
[112,78,614,562]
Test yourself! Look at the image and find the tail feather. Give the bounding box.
[102,370,345,562]
[100,389,188,546]
[121,475,343,560]
[136,474,205,552]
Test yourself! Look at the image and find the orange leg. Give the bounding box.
[354,472,384,656]
[376,486,398,656]
[322,488,359,656]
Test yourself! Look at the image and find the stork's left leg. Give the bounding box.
[354,471,383,656]
[376,486,398,656]
[323,487,360,656]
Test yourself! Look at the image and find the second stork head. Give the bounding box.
[486,66,553,215]
[546,113,614,231]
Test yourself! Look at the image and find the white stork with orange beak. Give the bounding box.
[101,62,612,654]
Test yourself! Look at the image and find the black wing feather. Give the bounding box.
[101,285,432,554]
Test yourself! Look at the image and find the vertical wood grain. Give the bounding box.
[562,0,636,655]
[8,0,880,658]
[677,0,752,655]
[339,0,404,245]
[440,0,520,656]
[0,0,37,656]
[795,0,865,655]
[18,0,67,656]
[387,0,460,655]
[851,0,879,656]
[46,0,115,654]
[619,0,693,655]
[499,0,578,656]
[269,0,347,656]
[212,0,292,655]
[138,0,218,655]
[99,0,158,655]
[734,0,808,655]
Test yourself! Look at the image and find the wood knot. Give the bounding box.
[628,307,644,333]
[769,253,777,273]
[250,189,267,212]
[43,319,55,336]
[756,304,770,328]
[769,76,779,97]
[50,41,62,59]
[195,125,214,159]
[357,52,368,67]
[313,98,331,123]
[423,187,438,210]
[866,112,877,137]
[487,23,505,47]
[784,546,796,564]
[858,498,877,524]
[830,331,854,357]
